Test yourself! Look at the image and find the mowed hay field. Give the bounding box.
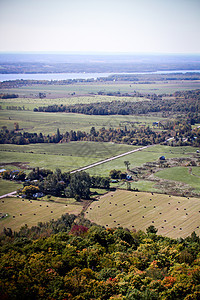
[0,196,82,232]
[85,190,200,239]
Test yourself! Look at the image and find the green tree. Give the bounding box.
[14,122,19,131]
[146,225,158,235]
[109,169,121,179]
[22,185,40,198]
[124,161,130,170]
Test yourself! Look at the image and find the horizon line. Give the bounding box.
[0,51,200,56]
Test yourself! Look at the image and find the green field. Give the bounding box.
[0,196,82,232]
[0,142,137,172]
[112,180,163,193]
[0,143,199,176]
[1,80,200,98]
[0,110,165,134]
[87,145,199,176]
[0,95,149,111]
[0,179,22,196]
[156,166,200,193]
[85,189,200,239]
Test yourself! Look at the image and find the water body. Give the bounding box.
[0,70,200,82]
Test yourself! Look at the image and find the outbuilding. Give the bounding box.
[159,156,166,161]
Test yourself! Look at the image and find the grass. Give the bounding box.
[0,110,166,134]
[87,145,199,177]
[116,180,163,193]
[191,167,200,176]
[0,179,22,196]
[85,189,200,239]
[0,95,149,111]
[0,142,136,172]
[1,80,200,98]
[1,143,199,176]
[156,166,200,193]
[0,196,82,232]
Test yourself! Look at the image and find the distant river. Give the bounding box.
[0,70,200,82]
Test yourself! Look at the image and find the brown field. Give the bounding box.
[0,196,82,232]
[85,190,200,239]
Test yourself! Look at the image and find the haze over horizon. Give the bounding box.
[0,0,200,55]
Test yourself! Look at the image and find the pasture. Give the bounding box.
[0,95,149,111]
[0,143,199,176]
[0,110,165,134]
[0,142,136,172]
[1,80,200,98]
[156,166,200,193]
[85,189,200,239]
[0,179,22,196]
[86,145,199,176]
[0,196,82,232]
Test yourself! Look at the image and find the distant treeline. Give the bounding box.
[34,98,198,116]
[0,126,169,146]
[0,93,18,99]
[34,96,200,121]
[1,121,199,147]
[33,90,200,117]
[1,73,200,89]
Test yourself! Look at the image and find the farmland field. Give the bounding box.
[0,196,82,232]
[0,143,199,175]
[0,142,137,172]
[156,166,200,193]
[0,110,166,134]
[1,80,200,98]
[1,77,200,237]
[86,145,200,176]
[0,179,22,196]
[85,189,200,239]
[0,95,150,111]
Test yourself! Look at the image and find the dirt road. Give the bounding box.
[70,145,153,174]
[0,191,17,199]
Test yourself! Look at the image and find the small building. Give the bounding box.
[159,156,166,161]
[33,192,44,198]
[153,122,159,126]
[126,175,132,180]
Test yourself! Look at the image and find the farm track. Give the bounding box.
[70,145,153,173]
[0,191,16,199]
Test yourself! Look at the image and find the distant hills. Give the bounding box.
[0,53,200,74]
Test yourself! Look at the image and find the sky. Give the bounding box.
[0,0,200,54]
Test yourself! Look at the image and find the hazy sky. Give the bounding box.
[0,0,199,53]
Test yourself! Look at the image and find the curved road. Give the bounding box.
[70,145,153,174]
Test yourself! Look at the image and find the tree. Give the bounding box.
[65,172,91,200]
[124,161,130,170]
[56,128,61,143]
[146,225,158,235]
[22,185,40,198]
[14,122,19,131]
[90,126,96,136]
[109,169,121,179]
